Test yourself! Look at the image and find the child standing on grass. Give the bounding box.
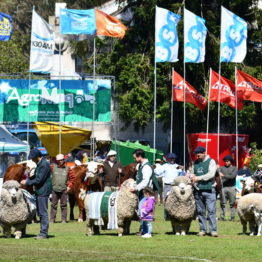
[140,187,156,238]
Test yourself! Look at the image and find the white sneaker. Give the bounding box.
[141,233,152,238]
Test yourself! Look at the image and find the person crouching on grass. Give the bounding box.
[140,187,156,238]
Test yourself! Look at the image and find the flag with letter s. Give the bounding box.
[184,8,207,63]
[155,6,181,63]
[220,6,247,63]
[29,9,54,73]
[0,12,13,41]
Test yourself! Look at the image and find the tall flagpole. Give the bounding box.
[183,6,186,169]
[170,68,174,153]
[91,36,96,160]
[235,66,239,169]
[58,39,62,154]
[205,68,211,152]
[153,7,157,161]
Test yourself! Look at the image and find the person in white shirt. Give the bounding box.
[154,152,182,199]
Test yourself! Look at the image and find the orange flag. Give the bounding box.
[237,70,262,102]
[210,69,243,110]
[96,10,126,39]
[172,70,207,110]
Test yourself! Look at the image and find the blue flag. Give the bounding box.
[184,9,207,63]
[220,6,247,63]
[60,9,96,35]
[155,6,181,63]
[0,12,13,41]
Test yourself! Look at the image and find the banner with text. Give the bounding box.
[0,79,111,122]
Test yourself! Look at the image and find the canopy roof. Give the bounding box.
[0,125,29,153]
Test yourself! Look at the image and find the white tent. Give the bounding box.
[0,125,29,152]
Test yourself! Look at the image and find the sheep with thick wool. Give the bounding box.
[84,178,138,236]
[237,193,262,236]
[0,180,36,239]
[164,176,196,235]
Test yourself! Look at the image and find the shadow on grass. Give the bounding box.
[0,234,55,239]
[165,231,198,235]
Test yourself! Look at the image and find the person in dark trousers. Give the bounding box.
[21,149,52,240]
[217,155,238,221]
[50,154,69,223]
[103,150,123,192]
[190,146,218,237]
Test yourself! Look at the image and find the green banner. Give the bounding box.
[0,79,111,122]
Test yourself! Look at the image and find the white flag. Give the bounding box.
[184,8,207,63]
[220,6,247,63]
[29,9,54,73]
[155,6,181,63]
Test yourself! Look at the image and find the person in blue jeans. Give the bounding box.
[21,149,52,240]
[140,187,156,238]
[190,146,218,237]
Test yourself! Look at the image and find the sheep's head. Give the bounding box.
[121,178,137,192]
[243,177,255,192]
[1,180,23,206]
[172,176,193,200]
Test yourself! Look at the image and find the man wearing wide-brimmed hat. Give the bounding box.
[217,155,238,221]
[103,150,123,192]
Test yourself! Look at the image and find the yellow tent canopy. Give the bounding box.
[34,122,92,157]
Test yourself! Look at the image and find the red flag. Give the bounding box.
[210,69,243,110]
[237,70,262,102]
[172,70,207,110]
[96,10,126,39]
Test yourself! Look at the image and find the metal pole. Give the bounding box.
[183,6,186,169]
[27,73,31,159]
[59,40,62,154]
[235,66,239,170]
[205,68,211,152]
[153,6,157,161]
[170,68,174,153]
[91,36,96,160]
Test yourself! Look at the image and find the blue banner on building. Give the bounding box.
[0,12,13,41]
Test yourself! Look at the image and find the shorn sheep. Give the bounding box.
[237,193,262,236]
[164,176,196,235]
[0,180,36,239]
[84,178,138,236]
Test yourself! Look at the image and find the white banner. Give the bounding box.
[29,9,54,73]
[155,6,181,63]
[220,6,247,63]
[184,8,207,63]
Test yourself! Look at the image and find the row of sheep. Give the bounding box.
[0,177,262,238]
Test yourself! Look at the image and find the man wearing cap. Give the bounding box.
[103,150,123,192]
[217,155,238,221]
[154,153,182,199]
[190,146,218,237]
[50,154,70,223]
[21,149,52,240]
[252,164,262,184]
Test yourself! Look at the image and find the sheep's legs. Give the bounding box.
[2,225,11,238]
[123,220,131,235]
[86,218,94,236]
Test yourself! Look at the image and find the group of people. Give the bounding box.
[18,145,262,240]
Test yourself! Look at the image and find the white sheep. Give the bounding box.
[84,178,138,236]
[0,180,36,239]
[237,193,262,236]
[164,176,196,235]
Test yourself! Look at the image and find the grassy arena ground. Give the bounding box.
[0,203,260,262]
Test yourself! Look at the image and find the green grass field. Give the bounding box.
[0,203,260,262]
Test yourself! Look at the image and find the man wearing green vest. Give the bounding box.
[50,154,69,223]
[133,149,159,200]
[191,146,218,237]
[21,149,52,239]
